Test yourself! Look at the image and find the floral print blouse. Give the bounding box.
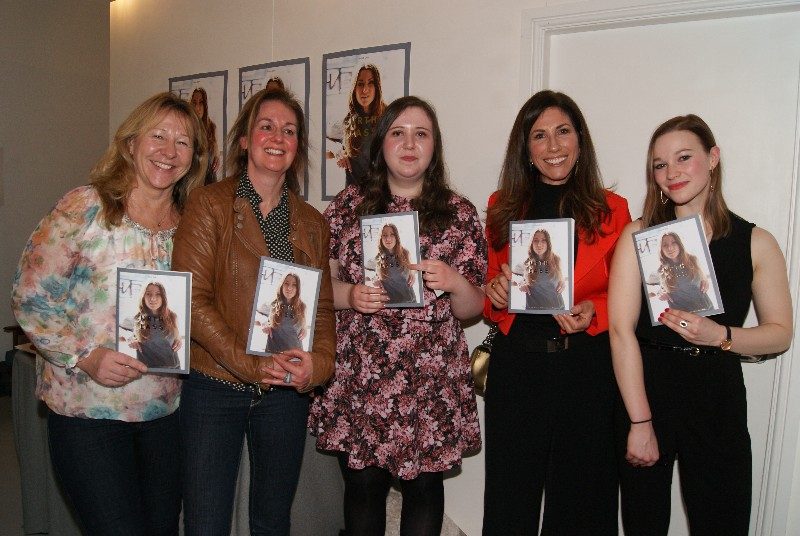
[11,185,181,422]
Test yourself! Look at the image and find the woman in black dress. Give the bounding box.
[609,114,793,535]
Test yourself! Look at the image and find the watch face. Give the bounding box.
[721,340,733,351]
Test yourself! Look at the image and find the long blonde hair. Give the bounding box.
[90,92,208,228]
[641,114,730,239]
[523,229,563,287]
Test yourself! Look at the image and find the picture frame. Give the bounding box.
[360,211,423,308]
[633,214,724,326]
[169,70,228,180]
[321,42,410,199]
[239,57,310,199]
[508,218,575,314]
[247,258,322,357]
[116,268,192,374]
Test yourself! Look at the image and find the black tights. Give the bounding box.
[339,458,444,536]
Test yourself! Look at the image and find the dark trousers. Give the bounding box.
[47,410,181,536]
[617,350,751,535]
[482,323,618,536]
[180,371,309,536]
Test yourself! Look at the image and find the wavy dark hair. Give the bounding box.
[524,229,563,287]
[226,87,307,194]
[486,90,610,250]
[356,96,456,232]
[641,114,730,238]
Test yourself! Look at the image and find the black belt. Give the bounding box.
[638,338,725,358]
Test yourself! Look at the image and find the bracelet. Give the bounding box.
[630,417,652,424]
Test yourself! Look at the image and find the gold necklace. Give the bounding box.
[129,196,173,230]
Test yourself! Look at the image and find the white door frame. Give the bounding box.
[519,1,800,533]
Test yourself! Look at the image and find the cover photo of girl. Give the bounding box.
[633,214,723,325]
[247,258,322,357]
[508,218,574,314]
[360,211,423,307]
[116,268,191,373]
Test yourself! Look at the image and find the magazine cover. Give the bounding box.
[508,218,574,314]
[247,258,322,357]
[116,268,191,374]
[360,211,423,308]
[633,214,723,326]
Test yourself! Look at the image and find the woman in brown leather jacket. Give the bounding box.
[172,87,335,536]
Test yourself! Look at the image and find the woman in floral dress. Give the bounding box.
[310,96,487,536]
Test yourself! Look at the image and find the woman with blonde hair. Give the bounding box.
[609,114,792,534]
[173,87,335,535]
[12,91,207,535]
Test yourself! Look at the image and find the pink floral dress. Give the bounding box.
[309,185,487,479]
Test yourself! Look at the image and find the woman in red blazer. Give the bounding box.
[482,90,631,535]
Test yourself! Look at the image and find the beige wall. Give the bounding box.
[1,0,110,347]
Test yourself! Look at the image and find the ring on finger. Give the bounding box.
[283,372,292,384]
[679,320,689,328]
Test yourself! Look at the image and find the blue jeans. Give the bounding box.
[47,410,181,536]
[180,371,309,536]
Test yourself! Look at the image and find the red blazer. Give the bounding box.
[484,190,631,336]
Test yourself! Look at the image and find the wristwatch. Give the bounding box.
[720,325,733,351]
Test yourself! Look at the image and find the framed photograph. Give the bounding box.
[116,268,191,374]
[360,211,423,308]
[322,42,411,199]
[508,219,575,314]
[239,57,310,199]
[633,214,724,326]
[169,70,228,180]
[247,258,322,357]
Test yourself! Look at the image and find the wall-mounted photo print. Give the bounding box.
[247,258,322,357]
[360,211,423,308]
[239,57,310,199]
[322,42,410,199]
[633,214,724,325]
[169,70,228,184]
[116,268,191,374]
[508,219,574,314]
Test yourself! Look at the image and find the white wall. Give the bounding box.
[1,0,110,347]
[109,1,800,534]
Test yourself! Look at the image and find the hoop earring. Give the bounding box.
[660,190,668,205]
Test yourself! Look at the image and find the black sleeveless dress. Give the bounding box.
[620,212,755,535]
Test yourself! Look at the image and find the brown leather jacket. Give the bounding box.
[172,177,335,389]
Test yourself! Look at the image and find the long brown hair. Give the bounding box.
[486,90,610,250]
[89,92,208,228]
[658,232,703,293]
[523,229,563,287]
[356,96,457,232]
[641,114,730,238]
[134,282,179,342]
[376,223,411,280]
[227,88,307,194]
[268,273,306,329]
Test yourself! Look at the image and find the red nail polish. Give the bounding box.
[664,308,670,312]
